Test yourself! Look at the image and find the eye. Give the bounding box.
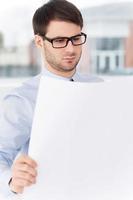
[54,38,66,43]
[73,36,81,42]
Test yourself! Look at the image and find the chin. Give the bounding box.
[63,62,76,69]
[63,66,76,72]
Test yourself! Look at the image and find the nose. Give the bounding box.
[65,40,74,53]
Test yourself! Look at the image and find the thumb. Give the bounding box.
[9,178,24,194]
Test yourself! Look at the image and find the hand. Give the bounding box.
[9,154,37,194]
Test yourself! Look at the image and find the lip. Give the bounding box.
[63,57,75,61]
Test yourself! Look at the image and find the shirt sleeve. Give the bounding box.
[0,94,33,197]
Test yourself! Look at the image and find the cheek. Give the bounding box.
[78,46,82,52]
[55,49,65,59]
[76,48,82,57]
[74,46,82,53]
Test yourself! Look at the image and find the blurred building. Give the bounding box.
[0,40,40,77]
[80,2,133,75]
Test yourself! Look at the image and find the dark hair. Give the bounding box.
[32,0,83,35]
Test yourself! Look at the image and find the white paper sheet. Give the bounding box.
[23,76,133,200]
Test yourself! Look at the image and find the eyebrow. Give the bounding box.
[46,33,82,39]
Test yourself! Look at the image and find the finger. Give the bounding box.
[12,178,34,187]
[13,163,37,177]
[15,155,37,168]
[10,185,24,194]
[13,171,36,183]
[10,178,33,194]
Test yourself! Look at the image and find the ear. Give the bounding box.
[34,34,44,48]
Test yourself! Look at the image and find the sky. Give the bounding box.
[0,0,133,47]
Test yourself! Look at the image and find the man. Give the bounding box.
[0,0,101,197]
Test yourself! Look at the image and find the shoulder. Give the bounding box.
[14,74,40,98]
[5,74,40,101]
[1,74,41,114]
[74,72,103,82]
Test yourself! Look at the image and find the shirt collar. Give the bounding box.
[41,68,76,81]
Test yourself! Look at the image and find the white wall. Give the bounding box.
[84,20,129,37]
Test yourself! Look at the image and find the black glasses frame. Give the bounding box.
[38,32,87,48]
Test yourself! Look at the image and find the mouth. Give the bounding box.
[63,56,76,61]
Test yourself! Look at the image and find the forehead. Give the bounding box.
[46,20,81,37]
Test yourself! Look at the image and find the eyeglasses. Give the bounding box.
[39,32,87,48]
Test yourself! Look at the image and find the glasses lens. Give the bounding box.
[53,38,67,48]
[72,34,86,46]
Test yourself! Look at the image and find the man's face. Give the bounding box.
[41,21,83,76]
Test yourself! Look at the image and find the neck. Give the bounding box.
[45,65,76,78]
